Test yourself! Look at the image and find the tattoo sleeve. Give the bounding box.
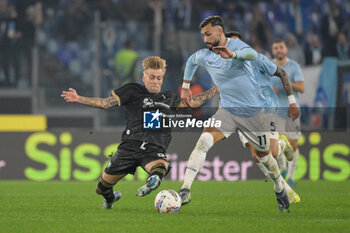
[273,67,293,96]
[191,86,218,108]
[77,96,119,109]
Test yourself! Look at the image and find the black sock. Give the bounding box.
[102,189,115,203]
[149,163,167,180]
[96,178,115,203]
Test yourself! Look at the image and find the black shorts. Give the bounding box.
[104,140,169,175]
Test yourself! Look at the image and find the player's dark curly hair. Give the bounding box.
[199,16,224,31]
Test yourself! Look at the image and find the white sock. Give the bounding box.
[258,153,284,193]
[277,139,286,156]
[276,153,287,171]
[287,149,299,180]
[256,163,273,182]
[181,133,214,190]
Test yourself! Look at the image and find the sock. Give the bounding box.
[181,132,214,190]
[149,163,167,180]
[276,153,287,171]
[277,139,286,156]
[96,178,115,203]
[258,153,284,193]
[256,162,273,182]
[288,148,299,180]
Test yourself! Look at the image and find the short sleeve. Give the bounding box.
[291,62,304,82]
[257,54,277,76]
[229,38,251,51]
[110,83,137,106]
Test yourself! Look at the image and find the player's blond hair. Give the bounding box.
[142,56,167,74]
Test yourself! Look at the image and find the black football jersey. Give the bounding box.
[111,83,181,150]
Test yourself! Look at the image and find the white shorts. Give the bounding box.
[211,108,270,152]
[238,113,279,148]
[276,115,301,140]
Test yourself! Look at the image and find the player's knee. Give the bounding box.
[291,142,298,151]
[252,153,260,163]
[96,177,113,195]
[256,149,270,158]
[195,132,214,153]
[149,163,168,180]
[271,147,278,158]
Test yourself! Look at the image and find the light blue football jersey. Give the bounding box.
[183,38,267,117]
[269,58,304,118]
[251,53,279,113]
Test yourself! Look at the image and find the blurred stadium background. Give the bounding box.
[0,0,349,184]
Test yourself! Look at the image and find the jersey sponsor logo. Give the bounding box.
[143,110,161,129]
[142,97,170,109]
[143,98,155,108]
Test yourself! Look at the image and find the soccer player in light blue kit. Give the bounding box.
[179,16,299,212]
[226,32,300,203]
[270,40,305,188]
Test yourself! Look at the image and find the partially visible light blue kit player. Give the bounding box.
[238,53,280,146]
[269,58,304,140]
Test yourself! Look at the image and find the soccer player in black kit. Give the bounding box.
[61,56,218,209]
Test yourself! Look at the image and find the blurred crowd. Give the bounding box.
[0,0,42,87]
[1,0,350,90]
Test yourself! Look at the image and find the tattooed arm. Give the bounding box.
[178,86,218,108]
[272,67,300,120]
[61,88,119,109]
[273,67,293,96]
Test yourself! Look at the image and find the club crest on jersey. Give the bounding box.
[143,98,155,108]
[143,110,161,129]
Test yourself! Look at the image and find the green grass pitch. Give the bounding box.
[0,180,349,233]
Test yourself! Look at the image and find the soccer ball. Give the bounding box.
[154,189,181,213]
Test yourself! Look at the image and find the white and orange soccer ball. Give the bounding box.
[154,189,181,213]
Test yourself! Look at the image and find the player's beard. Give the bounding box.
[275,52,286,61]
[206,40,220,50]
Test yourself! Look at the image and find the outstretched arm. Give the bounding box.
[212,46,257,60]
[61,88,119,109]
[178,86,218,108]
[181,54,199,107]
[273,67,300,120]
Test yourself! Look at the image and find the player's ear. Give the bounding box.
[218,26,224,35]
[142,76,145,83]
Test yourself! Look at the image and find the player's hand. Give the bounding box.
[212,46,235,59]
[181,88,193,107]
[287,103,300,121]
[61,88,79,103]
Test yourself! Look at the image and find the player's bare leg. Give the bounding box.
[97,173,126,209]
[179,127,225,205]
[137,159,169,197]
